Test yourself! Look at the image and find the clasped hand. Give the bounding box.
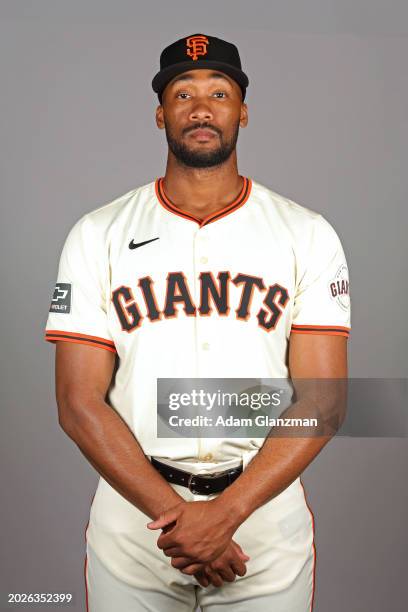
[147,498,249,587]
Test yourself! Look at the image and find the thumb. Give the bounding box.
[232,541,250,560]
[238,550,250,561]
[147,509,179,530]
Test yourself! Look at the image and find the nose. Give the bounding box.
[188,100,213,123]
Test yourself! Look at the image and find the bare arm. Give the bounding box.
[149,333,348,566]
[216,333,348,524]
[55,341,249,586]
[55,341,184,520]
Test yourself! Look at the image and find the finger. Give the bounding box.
[194,571,209,588]
[180,563,203,575]
[238,551,250,561]
[156,533,178,550]
[171,556,197,570]
[206,571,224,587]
[204,567,224,588]
[212,565,236,582]
[231,550,250,563]
[231,541,250,561]
[169,555,194,567]
[170,557,204,575]
[161,547,183,558]
[147,510,179,530]
[230,561,247,577]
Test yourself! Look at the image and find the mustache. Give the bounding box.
[183,123,221,137]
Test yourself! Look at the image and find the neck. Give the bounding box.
[161,151,244,220]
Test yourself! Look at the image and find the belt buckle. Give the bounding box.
[187,466,241,494]
[187,472,201,494]
[187,471,216,494]
[187,470,226,494]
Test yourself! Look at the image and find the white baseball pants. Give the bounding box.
[84,458,316,611]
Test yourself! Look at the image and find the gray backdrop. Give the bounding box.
[1,1,407,610]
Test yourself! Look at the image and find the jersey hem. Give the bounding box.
[290,324,350,338]
[44,330,117,353]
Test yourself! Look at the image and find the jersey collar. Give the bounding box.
[155,176,252,228]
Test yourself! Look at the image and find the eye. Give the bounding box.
[176,92,191,99]
[213,91,227,98]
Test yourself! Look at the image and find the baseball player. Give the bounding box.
[44,33,351,611]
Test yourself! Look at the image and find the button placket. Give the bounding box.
[192,229,214,461]
[194,230,212,360]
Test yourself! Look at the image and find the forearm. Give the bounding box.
[216,432,330,526]
[61,397,184,520]
[62,398,244,583]
[216,387,345,526]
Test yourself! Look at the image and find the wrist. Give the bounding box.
[212,490,250,531]
[151,494,184,520]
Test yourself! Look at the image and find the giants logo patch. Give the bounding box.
[328,264,349,311]
[50,282,72,313]
[186,35,209,61]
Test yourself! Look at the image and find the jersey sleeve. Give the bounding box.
[44,214,116,354]
[290,214,351,338]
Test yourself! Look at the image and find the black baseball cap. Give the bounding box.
[152,33,249,104]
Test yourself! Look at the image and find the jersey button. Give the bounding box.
[200,256,208,264]
[202,342,210,350]
[202,453,213,461]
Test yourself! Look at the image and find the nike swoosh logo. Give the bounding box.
[129,237,160,250]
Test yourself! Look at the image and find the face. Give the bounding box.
[156,69,248,168]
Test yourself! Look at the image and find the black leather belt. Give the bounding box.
[150,457,243,495]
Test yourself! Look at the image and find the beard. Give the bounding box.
[164,120,240,168]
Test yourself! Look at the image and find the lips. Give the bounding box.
[189,128,217,140]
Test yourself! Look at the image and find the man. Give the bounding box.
[44,33,351,611]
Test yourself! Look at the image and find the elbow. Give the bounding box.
[319,387,348,435]
[295,379,348,436]
[56,394,85,437]
[57,407,77,437]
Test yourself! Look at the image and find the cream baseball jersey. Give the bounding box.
[44,177,350,588]
[44,176,350,463]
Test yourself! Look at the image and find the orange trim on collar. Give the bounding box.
[155,176,252,227]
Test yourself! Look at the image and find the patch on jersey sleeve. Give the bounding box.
[328,264,349,311]
[49,282,72,314]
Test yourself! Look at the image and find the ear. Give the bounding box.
[240,102,248,128]
[156,104,165,129]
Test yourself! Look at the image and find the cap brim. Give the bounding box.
[151,60,249,96]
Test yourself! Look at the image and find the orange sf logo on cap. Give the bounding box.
[186,35,209,61]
